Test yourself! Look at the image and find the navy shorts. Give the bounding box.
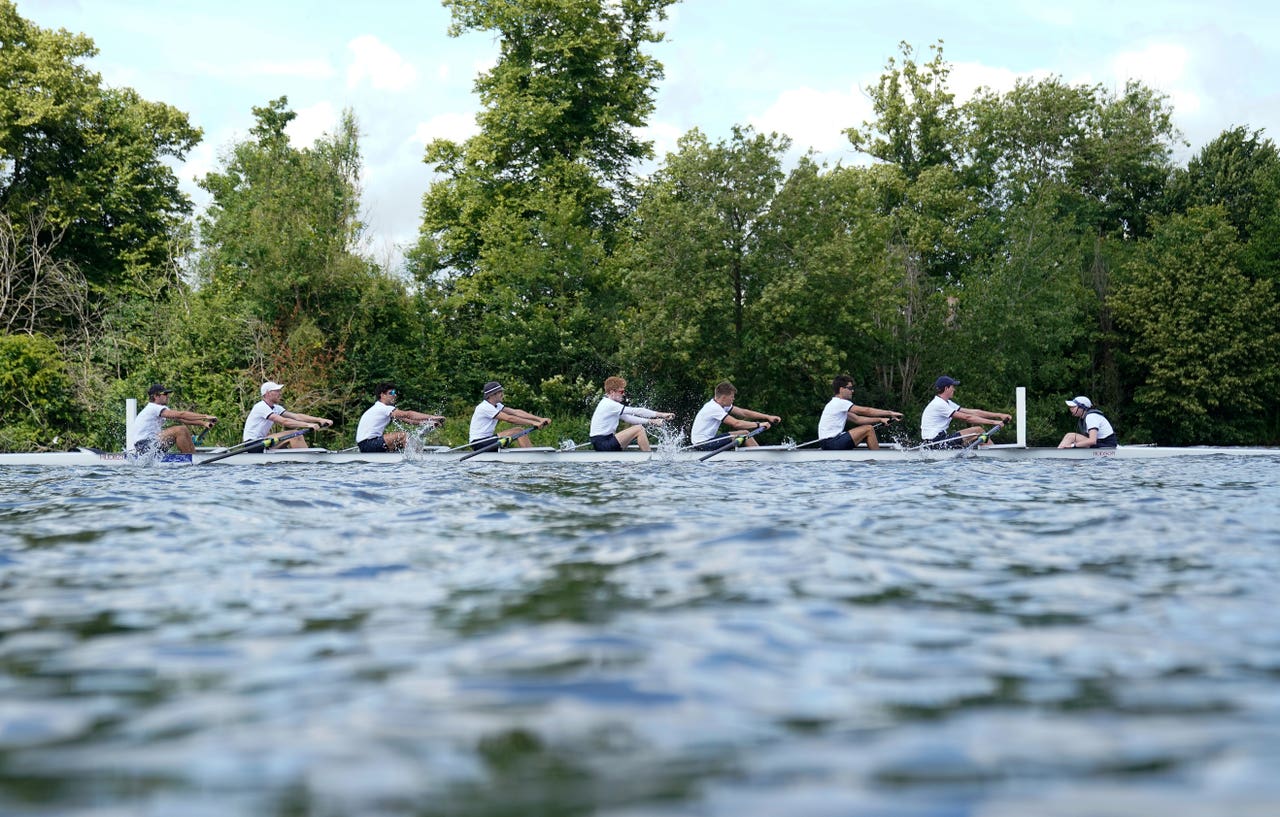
[928,432,965,449]
[818,432,855,451]
[357,437,389,453]
[589,434,622,452]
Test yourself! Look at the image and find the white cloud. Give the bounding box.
[750,85,873,155]
[1110,41,1200,114]
[287,101,339,148]
[637,120,685,161]
[409,112,480,147]
[346,34,418,92]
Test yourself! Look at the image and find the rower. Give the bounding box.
[920,375,1010,448]
[354,383,445,452]
[241,381,333,451]
[129,384,217,455]
[690,381,779,451]
[468,381,550,451]
[817,375,902,450]
[588,376,674,452]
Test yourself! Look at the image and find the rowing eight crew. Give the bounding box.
[129,374,1116,455]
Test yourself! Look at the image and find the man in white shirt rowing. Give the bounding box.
[355,382,445,453]
[920,375,1010,448]
[690,380,780,451]
[588,376,674,452]
[129,384,218,454]
[468,381,550,450]
[241,381,333,451]
[817,375,903,450]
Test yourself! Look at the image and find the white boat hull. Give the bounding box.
[1,443,1278,467]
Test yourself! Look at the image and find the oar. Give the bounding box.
[680,432,738,452]
[458,425,537,462]
[698,425,766,462]
[197,429,306,466]
[955,423,1003,458]
[443,437,497,453]
[905,432,970,452]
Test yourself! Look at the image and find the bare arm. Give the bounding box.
[391,408,445,426]
[729,406,781,424]
[280,409,332,430]
[954,407,1011,425]
[161,408,217,428]
[849,404,903,423]
[497,407,551,428]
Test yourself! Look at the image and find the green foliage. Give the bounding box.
[412,0,677,416]
[1111,207,1280,444]
[1164,126,1280,283]
[847,41,958,180]
[0,1,200,306]
[2,14,1278,450]
[0,332,77,450]
[187,99,425,436]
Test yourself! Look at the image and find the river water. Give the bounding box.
[2,455,1279,816]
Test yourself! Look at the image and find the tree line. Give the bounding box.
[3,0,1279,451]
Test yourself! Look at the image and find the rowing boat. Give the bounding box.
[1,389,1277,466]
[1,441,1278,467]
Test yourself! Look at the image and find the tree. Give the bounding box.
[1110,207,1280,444]
[1164,126,1280,283]
[960,75,1181,414]
[847,41,958,183]
[0,332,77,450]
[411,0,676,412]
[617,127,789,410]
[0,1,200,307]
[190,99,421,427]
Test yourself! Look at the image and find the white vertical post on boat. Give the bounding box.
[1016,387,1027,448]
[125,399,137,451]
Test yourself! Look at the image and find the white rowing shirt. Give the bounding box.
[243,400,286,441]
[920,395,960,439]
[817,397,854,440]
[590,396,660,437]
[129,401,166,443]
[356,401,395,443]
[691,400,732,444]
[469,400,504,441]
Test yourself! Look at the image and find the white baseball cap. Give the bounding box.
[261,381,285,395]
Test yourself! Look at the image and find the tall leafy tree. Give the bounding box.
[0,0,200,306]
[411,0,676,410]
[618,127,789,410]
[958,75,1179,413]
[1110,206,1280,444]
[844,42,977,406]
[190,99,421,425]
[1164,126,1280,283]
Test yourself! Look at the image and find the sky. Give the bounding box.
[17,0,1280,268]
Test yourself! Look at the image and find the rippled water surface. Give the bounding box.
[2,456,1280,816]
